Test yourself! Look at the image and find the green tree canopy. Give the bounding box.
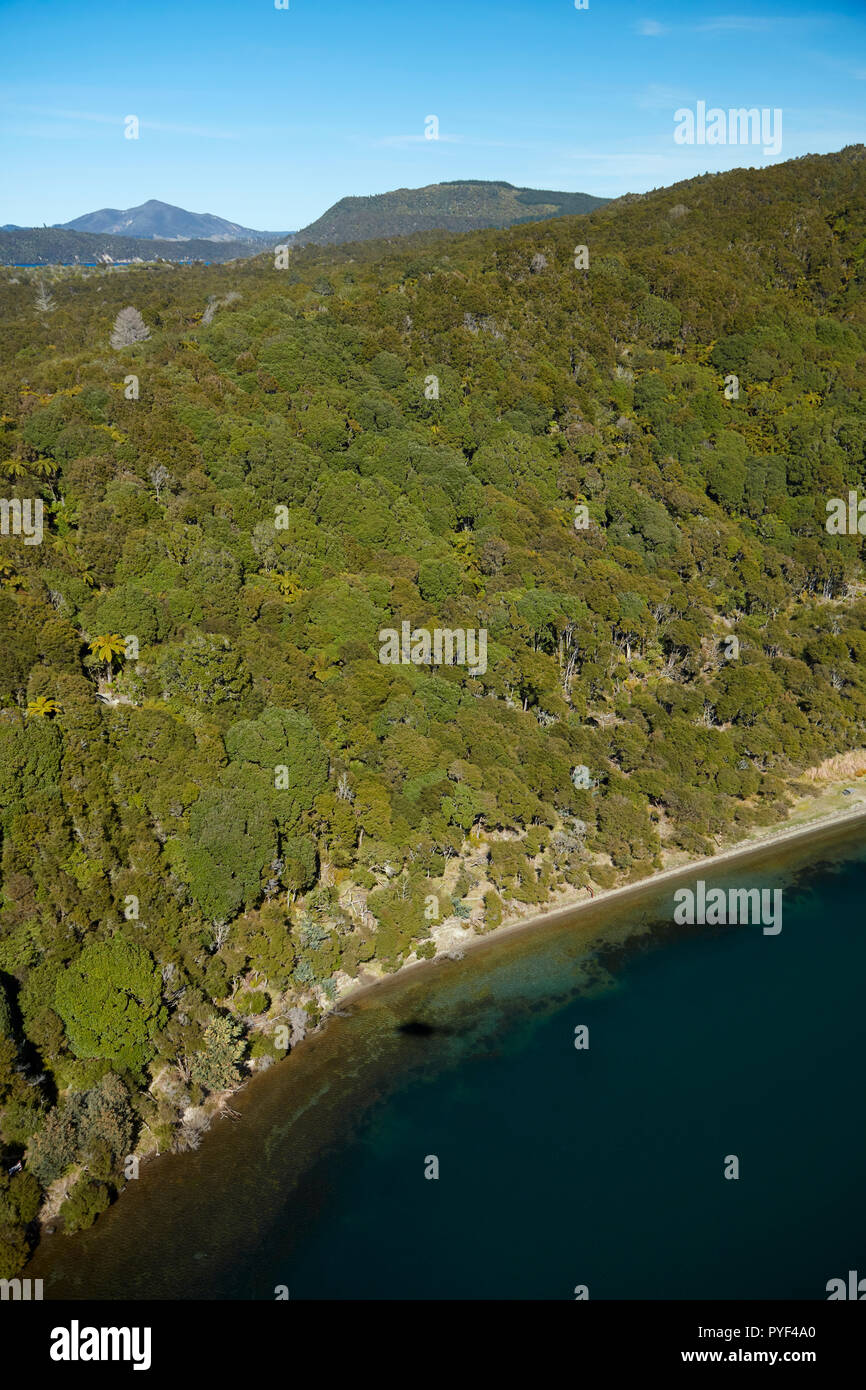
[54,939,165,1072]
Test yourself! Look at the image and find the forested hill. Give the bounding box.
[0,226,271,267]
[1,145,865,1269]
[293,179,609,244]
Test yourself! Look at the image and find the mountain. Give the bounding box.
[0,227,275,266]
[60,198,284,243]
[4,183,607,264]
[293,179,610,245]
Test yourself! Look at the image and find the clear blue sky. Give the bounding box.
[2,0,864,229]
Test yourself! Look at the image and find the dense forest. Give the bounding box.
[1,145,865,1273]
[0,226,269,268]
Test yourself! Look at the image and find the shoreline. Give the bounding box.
[27,784,866,1293]
[338,792,866,1009]
[31,784,866,1248]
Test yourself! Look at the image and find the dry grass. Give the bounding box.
[801,748,866,784]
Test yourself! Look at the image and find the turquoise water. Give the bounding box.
[30,823,866,1300]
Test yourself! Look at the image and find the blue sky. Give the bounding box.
[1,0,864,229]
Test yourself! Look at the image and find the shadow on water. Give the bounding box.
[397,1019,440,1037]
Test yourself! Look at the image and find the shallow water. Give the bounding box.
[29,818,866,1299]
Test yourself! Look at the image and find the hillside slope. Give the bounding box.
[294,179,609,244]
[0,145,864,1269]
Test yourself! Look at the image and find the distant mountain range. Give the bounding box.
[0,182,608,265]
[0,180,608,264]
[293,180,610,245]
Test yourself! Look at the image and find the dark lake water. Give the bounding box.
[29,818,866,1300]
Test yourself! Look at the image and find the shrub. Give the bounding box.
[62,1177,111,1234]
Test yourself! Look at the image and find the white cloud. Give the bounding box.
[374,133,464,147]
[10,105,238,139]
[694,16,777,33]
[636,14,795,39]
[635,84,692,111]
[370,133,532,150]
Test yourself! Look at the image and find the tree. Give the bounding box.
[286,1006,308,1046]
[110,306,151,349]
[26,696,60,718]
[418,557,461,604]
[0,1221,30,1278]
[170,785,277,919]
[484,890,503,928]
[156,634,251,709]
[54,939,166,1073]
[638,293,682,346]
[0,1170,40,1228]
[25,1102,81,1186]
[189,1015,246,1092]
[0,978,12,1039]
[26,1075,136,1187]
[148,464,169,501]
[441,782,483,831]
[34,281,56,316]
[281,836,318,895]
[88,633,125,686]
[62,1177,111,1234]
[81,1073,135,1165]
[224,706,329,831]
